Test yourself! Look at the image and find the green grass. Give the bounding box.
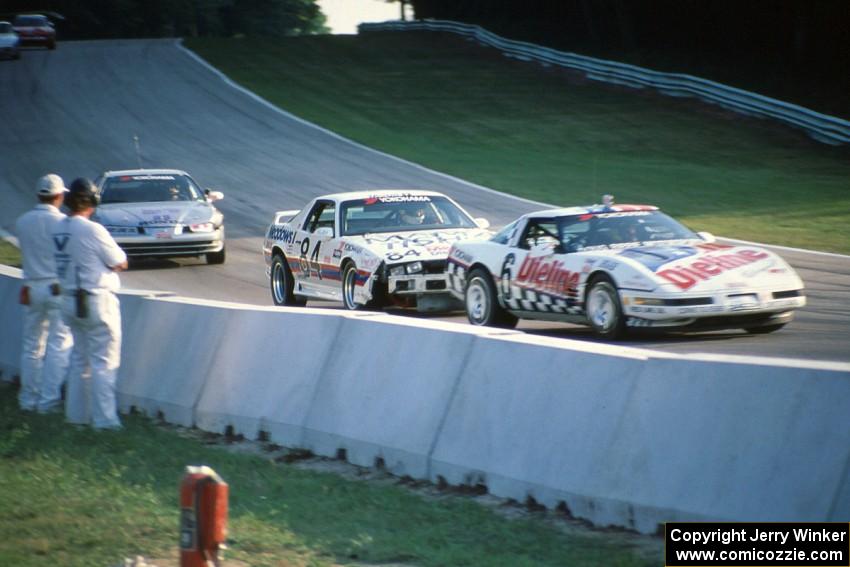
[0,384,655,566]
[185,33,850,254]
[0,240,21,268]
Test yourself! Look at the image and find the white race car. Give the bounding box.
[263,190,491,311]
[93,169,226,264]
[447,197,806,337]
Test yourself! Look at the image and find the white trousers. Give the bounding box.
[19,281,72,412]
[62,292,122,429]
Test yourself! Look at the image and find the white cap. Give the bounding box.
[36,173,68,197]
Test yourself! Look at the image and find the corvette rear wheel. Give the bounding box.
[271,254,305,306]
[465,268,518,328]
[586,277,626,339]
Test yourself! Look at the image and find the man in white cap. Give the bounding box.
[54,178,127,430]
[14,173,73,413]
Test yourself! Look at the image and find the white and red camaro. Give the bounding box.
[263,190,491,311]
[447,198,806,337]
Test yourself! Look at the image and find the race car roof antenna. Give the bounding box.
[133,134,144,170]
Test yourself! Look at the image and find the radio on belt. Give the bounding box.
[180,465,228,567]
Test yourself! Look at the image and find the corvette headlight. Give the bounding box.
[389,265,405,277]
[632,297,665,306]
[189,222,215,233]
[406,261,423,274]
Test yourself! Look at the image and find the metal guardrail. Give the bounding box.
[359,19,850,146]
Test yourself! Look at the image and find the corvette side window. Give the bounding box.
[304,201,336,236]
[519,220,559,250]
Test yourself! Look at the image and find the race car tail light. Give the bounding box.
[389,265,405,277]
[772,289,802,299]
[406,261,423,274]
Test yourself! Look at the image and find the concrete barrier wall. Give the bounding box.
[300,314,500,478]
[0,269,848,532]
[429,333,850,533]
[0,265,23,382]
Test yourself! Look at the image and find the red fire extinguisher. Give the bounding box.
[180,465,229,567]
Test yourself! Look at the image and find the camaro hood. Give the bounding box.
[95,201,216,227]
[609,242,801,292]
[349,228,491,263]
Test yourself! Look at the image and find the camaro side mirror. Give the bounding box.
[475,217,490,229]
[697,231,716,243]
[315,226,334,238]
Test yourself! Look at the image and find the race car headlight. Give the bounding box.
[389,265,405,277]
[189,222,215,233]
[632,297,665,306]
[406,261,423,274]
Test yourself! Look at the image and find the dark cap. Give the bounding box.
[67,177,99,209]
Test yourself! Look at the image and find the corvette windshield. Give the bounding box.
[559,210,698,251]
[340,195,476,235]
[100,174,204,204]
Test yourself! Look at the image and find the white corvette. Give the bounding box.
[447,198,806,337]
[263,190,491,311]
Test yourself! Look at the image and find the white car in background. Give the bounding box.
[0,21,20,60]
[447,197,806,337]
[93,169,226,264]
[263,190,491,311]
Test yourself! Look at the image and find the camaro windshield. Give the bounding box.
[340,195,476,235]
[100,174,204,204]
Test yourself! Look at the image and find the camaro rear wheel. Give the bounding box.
[271,254,304,306]
[465,268,518,328]
[585,278,626,339]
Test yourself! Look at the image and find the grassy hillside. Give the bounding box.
[186,33,850,254]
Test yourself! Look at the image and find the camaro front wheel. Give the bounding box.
[465,268,517,328]
[270,254,305,306]
[585,278,626,339]
[341,262,362,310]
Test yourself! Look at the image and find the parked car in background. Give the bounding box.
[93,169,226,264]
[0,21,20,59]
[447,196,805,337]
[12,14,55,50]
[263,190,491,311]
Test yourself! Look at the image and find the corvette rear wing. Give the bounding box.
[273,209,300,224]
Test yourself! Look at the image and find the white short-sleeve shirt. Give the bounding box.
[53,215,127,292]
[15,204,66,283]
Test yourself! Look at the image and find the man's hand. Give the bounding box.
[111,260,129,272]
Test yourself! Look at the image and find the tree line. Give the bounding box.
[407,0,849,76]
[1,0,327,38]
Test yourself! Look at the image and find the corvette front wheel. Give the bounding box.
[586,278,626,339]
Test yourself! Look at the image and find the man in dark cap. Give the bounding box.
[53,178,128,430]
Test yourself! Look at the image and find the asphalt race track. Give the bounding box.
[2,40,848,362]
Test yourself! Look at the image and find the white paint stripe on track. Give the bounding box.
[721,237,850,260]
[176,40,848,261]
[176,39,550,211]
[0,227,19,247]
